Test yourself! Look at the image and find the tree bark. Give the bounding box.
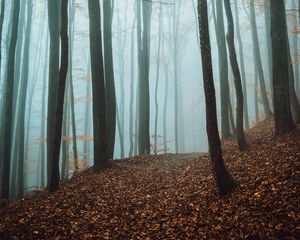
[234,0,250,128]
[249,0,272,117]
[224,0,248,151]
[138,1,152,155]
[198,0,238,196]
[213,0,231,139]
[88,0,109,170]
[48,0,69,192]
[270,0,295,136]
[0,0,20,199]
[103,0,116,160]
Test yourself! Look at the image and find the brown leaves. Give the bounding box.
[0,120,299,239]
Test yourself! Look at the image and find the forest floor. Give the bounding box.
[0,119,299,239]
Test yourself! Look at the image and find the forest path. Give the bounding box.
[0,119,299,239]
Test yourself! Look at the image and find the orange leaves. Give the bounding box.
[0,119,299,239]
[76,135,93,142]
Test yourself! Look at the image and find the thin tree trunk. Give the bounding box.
[154,6,163,155]
[198,0,238,196]
[213,0,231,139]
[68,0,79,172]
[0,0,5,79]
[234,0,250,128]
[138,1,152,155]
[39,35,49,188]
[15,0,33,198]
[224,0,248,151]
[103,0,116,160]
[249,0,272,117]
[292,0,300,99]
[0,0,20,200]
[264,0,273,101]
[129,13,136,157]
[48,0,69,192]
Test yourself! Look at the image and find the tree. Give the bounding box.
[198,0,238,196]
[212,0,231,139]
[14,0,34,198]
[88,0,109,170]
[154,5,163,155]
[224,0,248,151]
[0,0,20,199]
[138,0,152,155]
[103,0,117,160]
[234,0,249,128]
[249,0,272,117]
[270,0,295,136]
[0,0,5,78]
[68,0,79,172]
[47,0,69,192]
[264,0,273,98]
[47,0,61,190]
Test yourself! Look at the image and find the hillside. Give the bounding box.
[0,119,299,239]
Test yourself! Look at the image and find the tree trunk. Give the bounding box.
[48,0,69,192]
[264,0,273,101]
[234,0,250,128]
[68,0,79,172]
[88,0,109,170]
[47,0,61,190]
[224,0,248,151]
[249,0,272,117]
[213,0,231,139]
[0,0,20,200]
[287,40,300,123]
[138,1,152,155]
[40,34,49,188]
[270,1,295,136]
[198,0,238,196]
[129,14,136,158]
[0,0,5,79]
[103,0,116,160]
[15,0,33,198]
[154,6,163,155]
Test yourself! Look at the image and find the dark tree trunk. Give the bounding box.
[103,0,116,160]
[138,1,152,155]
[224,0,248,151]
[249,0,272,117]
[292,0,300,99]
[68,0,79,172]
[198,0,238,196]
[234,0,250,129]
[264,0,273,100]
[0,0,20,200]
[47,0,61,190]
[48,0,69,192]
[213,0,231,139]
[0,0,5,78]
[287,39,300,123]
[270,1,295,136]
[15,0,33,198]
[88,0,109,170]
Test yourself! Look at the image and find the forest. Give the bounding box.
[0,0,299,239]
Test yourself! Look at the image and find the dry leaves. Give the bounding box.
[0,119,299,239]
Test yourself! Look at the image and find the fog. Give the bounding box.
[0,0,297,194]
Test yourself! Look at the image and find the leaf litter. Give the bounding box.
[0,119,299,239]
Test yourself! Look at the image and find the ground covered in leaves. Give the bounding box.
[0,119,299,239]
